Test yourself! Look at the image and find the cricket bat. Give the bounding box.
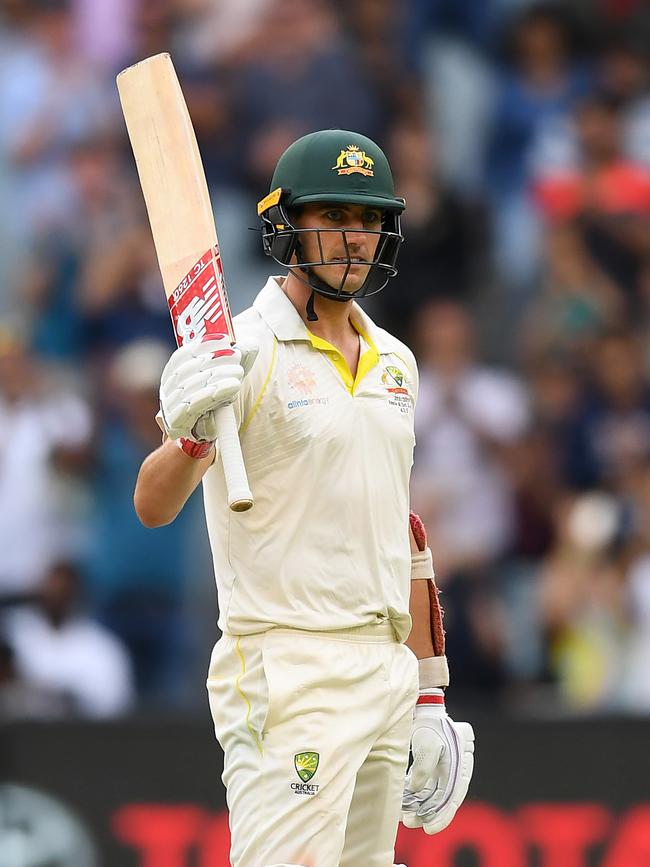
[116,53,253,512]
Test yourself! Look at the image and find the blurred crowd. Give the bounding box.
[0,0,649,719]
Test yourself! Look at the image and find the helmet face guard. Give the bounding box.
[259,193,404,301]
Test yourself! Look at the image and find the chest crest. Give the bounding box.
[380,363,414,414]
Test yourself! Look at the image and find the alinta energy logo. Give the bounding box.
[287,364,329,410]
[287,364,317,395]
[291,751,320,796]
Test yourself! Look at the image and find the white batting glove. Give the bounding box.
[401,689,474,835]
[159,333,258,443]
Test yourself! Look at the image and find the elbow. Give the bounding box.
[133,492,177,528]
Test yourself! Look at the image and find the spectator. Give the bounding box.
[598,25,650,168]
[518,221,625,363]
[538,491,626,710]
[486,2,593,291]
[72,0,136,72]
[340,0,424,126]
[0,0,115,248]
[624,551,650,710]
[534,92,650,312]
[563,329,650,490]
[172,0,274,69]
[616,461,650,709]
[0,0,648,714]
[85,339,204,705]
[372,122,478,342]
[0,635,71,719]
[2,561,134,717]
[412,300,530,575]
[76,214,172,357]
[0,330,92,600]
[20,132,143,361]
[232,0,384,194]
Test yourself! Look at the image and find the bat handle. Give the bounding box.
[214,403,253,512]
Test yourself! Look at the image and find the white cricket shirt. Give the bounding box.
[202,277,418,641]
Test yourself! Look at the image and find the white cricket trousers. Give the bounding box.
[207,622,418,867]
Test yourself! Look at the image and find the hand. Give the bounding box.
[401,689,474,835]
[159,334,258,442]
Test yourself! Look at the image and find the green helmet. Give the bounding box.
[258,129,405,310]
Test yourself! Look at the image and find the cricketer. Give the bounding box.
[134,129,474,867]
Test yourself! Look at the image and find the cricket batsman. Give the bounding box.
[134,129,474,866]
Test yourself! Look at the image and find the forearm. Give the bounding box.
[406,576,435,659]
[406,512,450,688]
[134,437,214,527]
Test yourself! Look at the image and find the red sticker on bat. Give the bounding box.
[168,247,234,347]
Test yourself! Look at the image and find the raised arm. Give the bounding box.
[134,331,258,527]
[134,437,214,527]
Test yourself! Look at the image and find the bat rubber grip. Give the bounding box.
[214,403,253,512]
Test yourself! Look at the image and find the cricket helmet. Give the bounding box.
[258,130,405,311]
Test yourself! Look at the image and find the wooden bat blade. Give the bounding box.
[117,54,216,296]
[117,53,251,511]
[117,54,235,345]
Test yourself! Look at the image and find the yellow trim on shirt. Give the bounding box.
[234,635,264,756]
[306,322,380,396]
[240,337,278,435]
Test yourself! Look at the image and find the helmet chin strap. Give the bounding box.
[297,261,362,325]
[294,235,363,322]
[301,268,355,323]
[306,289,318,322]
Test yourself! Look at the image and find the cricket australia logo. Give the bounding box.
[382,365,413,414]
[382,365,405,389]
[295,751,319,782]
[291,752,320,796]
[333,145,375,177]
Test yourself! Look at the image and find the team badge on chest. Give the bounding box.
[381,365,413,414]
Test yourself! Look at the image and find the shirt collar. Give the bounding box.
[253,276,393,353]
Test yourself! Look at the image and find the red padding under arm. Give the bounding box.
[409,511,446,657]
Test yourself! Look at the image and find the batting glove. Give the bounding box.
[401,689,474,835]
[159,333,258,444]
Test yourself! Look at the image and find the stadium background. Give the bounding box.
[0,0,649,864]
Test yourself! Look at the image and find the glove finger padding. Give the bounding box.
[159,334,257,442]
[409,726,445,792]
[160,337,236,387]
[164,378,242,439]
[402,718,474,835]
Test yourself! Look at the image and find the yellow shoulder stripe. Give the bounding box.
[240,337,278,435]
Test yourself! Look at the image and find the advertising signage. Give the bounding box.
[1,717,648,866]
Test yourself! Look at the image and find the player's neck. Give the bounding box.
[282,274,357,345]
